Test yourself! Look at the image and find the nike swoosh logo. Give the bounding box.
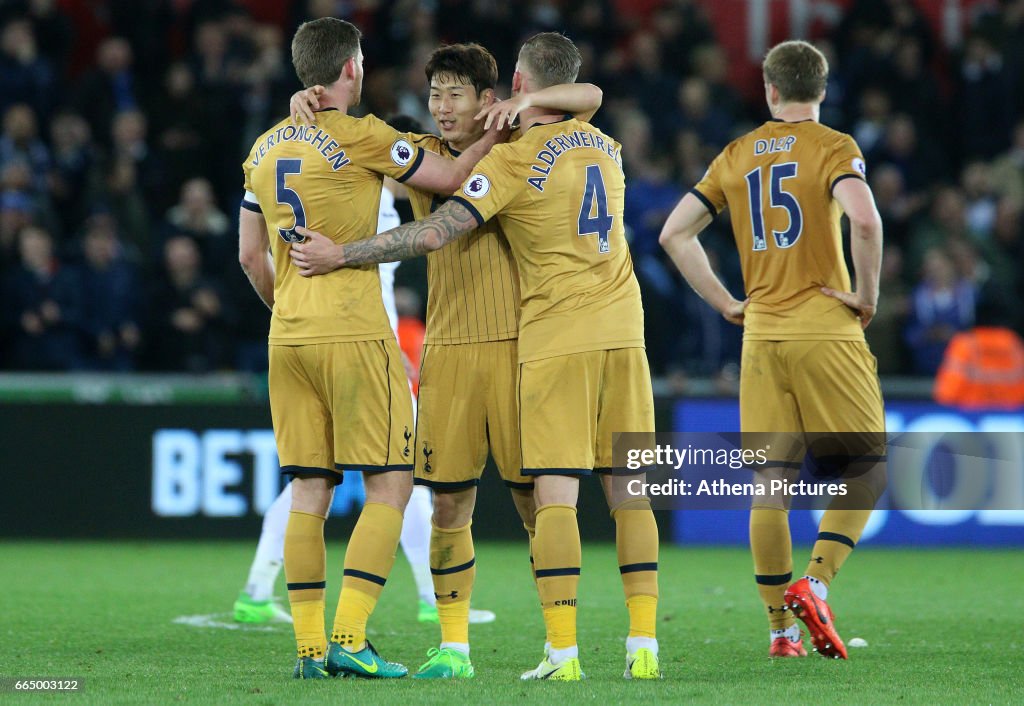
[339,651,378,673]
[811,596,829,625]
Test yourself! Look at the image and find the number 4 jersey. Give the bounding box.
[241,110,424,344]
[450,116,644,363]
[691,119,867,342]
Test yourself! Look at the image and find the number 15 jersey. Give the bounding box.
[450,117,644,363]
[691,119,867,342]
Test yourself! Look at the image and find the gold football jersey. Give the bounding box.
[242,110,424,344]
[450,117,644,362]
[692,119,867,341]
[405,133,519,344]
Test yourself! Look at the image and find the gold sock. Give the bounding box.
[534,504,580,650]
[284,510,327,659]
[612,498,659,638]
[331,502,403,650]
[805,481,877,586]
[430,521,475,646]
[750,506,794,630]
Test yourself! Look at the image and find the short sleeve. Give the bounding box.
[690,150,728,216]
[826,134,867,193]
[448,146,524,227]
[351,114,426,183]
[240,148,261,213]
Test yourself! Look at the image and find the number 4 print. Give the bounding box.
[578,164,613,253]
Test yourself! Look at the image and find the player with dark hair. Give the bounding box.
[287,39,605,679]
[238,17,505,680]
[289,32,662,682]
[659,39,887,660]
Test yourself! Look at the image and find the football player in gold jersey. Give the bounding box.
[238,18,506,679]
[290,32,662,682]
[287,42,605,679]
[659,40,886,660]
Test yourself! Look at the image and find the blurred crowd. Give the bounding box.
[1,0,1023,380]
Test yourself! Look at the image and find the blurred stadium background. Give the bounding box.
[1,1,1022,701]
[1,0,1020,545]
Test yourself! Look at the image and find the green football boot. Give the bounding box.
[417,599,439,623]
[326,640,408,679]
[292,656,329,679]
[413,647,476,679]
[233,591,292,624]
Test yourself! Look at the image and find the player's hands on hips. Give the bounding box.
[475,95,529,130]
[721,297,749,326]
[821,287,876,329]
[291,226,344,275]
[290,85,325,125]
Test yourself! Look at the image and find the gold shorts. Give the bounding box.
[519,348,655,476]
[414,340,529,490]
[269,339,415,483]
[740,339,886,481]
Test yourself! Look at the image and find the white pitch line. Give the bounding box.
[172,613,282,632]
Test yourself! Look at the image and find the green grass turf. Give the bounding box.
[0,541,1021,705]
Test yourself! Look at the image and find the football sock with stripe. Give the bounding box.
[284,509,327,659]
[332,502,403,651]
[750,505,794,630]
[430,520,475,649]
[534,504,581,653]
[805,481,877,587]
[612,498,659,639]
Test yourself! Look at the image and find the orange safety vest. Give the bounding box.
[933,327,1024,409]
[396,316,426,396]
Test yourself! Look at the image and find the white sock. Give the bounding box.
[244,482,291,601]
[625,636,658,657]
[440,641,469,656]
[400,484,435,603]
[804,575,828,601]
[548,645,578,665]
[770,624,801,644]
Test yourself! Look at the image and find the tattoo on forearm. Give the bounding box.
[343,201,479,265]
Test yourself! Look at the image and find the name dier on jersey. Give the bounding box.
[528,128,622,192]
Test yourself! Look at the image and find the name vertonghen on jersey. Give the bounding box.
[248,123,352,171]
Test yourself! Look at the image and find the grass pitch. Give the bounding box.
[0,541,1021,704]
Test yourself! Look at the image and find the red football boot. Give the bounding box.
[769,636,808,658]
[784,578,848,659]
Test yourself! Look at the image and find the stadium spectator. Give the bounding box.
[144,234,232,372]
[0,17,56,118]
[961,161,999,239]
[851,87,892,157]
[72,214,142,371]
[905,247,976,376]
[150,64,206,213]
[957,34,1014,161]
[2,225,82,370]
[0,103,49,195]
[870,163,922,249]
[0,191,34,268]
[865,244,911,375]
[161,177,232,272]
[74,37,140,147]
[49,111,98,236]
[989,119,1024,206]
